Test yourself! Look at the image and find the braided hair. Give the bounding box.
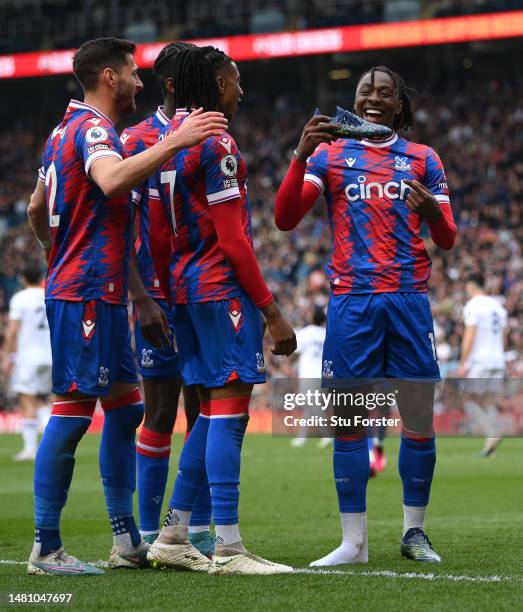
[172,46,232,111]
[358,66,414,131]
[153,41,195,96]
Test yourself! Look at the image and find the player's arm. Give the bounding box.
[90,109,227,198]
[275,115,337,231]
[128,249,170,349]
[404,179,457,250]
[3,299,21,375]
[149,195,173,300]
[210,199,296,356]
[27,178,52,260]
[458,324,477,376]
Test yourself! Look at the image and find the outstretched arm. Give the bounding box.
[90,109,227,198]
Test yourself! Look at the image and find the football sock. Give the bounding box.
[310,512,368,566]
[333,436,369,513]
[167,406,211,519]
[22,418,38,453]
[309,436,369,566]
[206,397,250,545]
[100,389,144,547]
[215,524,241,547]
[164,508,191,528]
[367,434,374,462]
[189,478,212,529]
[399,435,436,534]
[188,525,210,534]
[402,505,426,535]
[136,427,171,532]
[34,399,96,555]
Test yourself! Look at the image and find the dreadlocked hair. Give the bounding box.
[153,42,196,94]
[361,66,414,131]
[173,46,232,111]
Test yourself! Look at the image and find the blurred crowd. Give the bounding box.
[2,0,523,53]
[1,79,523,409]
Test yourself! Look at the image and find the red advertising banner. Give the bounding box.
[0,11,522,79]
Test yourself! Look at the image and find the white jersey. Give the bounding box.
[463,295,507,371]
[9,287,52,368]
[295,325,326,379]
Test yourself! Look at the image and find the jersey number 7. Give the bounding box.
[161,170,177,235]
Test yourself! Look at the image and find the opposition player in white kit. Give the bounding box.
[458,273,507,456]
[3,266,52,460]
[291,308,329,447]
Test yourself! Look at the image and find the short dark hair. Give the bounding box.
[73,37,136,92]
[153,42,196,97]
[357,66,414,130]
[466,272,485,288]
[173,46,232,111]
[21,265,42,285]
[313,308,326,326]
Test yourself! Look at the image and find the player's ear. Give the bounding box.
[395,98,403,116]
[102,67,117,89]
[216,74,226,95]
[165,77,175,94]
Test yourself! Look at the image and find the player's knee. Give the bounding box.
[102,387,144,428]
[144,402,176,434]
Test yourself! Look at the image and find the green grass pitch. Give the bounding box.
[0,434,522,611]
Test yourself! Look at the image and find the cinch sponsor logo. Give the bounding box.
[345,176,410,202]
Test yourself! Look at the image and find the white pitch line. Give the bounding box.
[1,559,518,583]
[295,568,517,583]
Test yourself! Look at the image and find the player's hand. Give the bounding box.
[2,354,13,376]
[456,363,468,377]
[404,179,442,223]
[295,114,339,160]
[165,108,228,149]
[262,302,297,356]
[134,296,171,349]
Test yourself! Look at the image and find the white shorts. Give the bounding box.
[11,362,52,396]
[466,367,505,396]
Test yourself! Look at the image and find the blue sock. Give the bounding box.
[137,427,171,532]
[189,477,212,528]
[333,437,369,513]
[34,411,93,556]
[100,390,143,546]
[398,436,436,507]
[205,397,250,526]
[169,415,209,512]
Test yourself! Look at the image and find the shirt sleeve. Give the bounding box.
[121,128,147,206]
[424,147,450,205]
[304,143,329,194]
[295,328,305,354]
[200,134,241,205]
[74,118,123,176]
[463,301,479,326]
[38,134,52,183]
[8,293,23,321]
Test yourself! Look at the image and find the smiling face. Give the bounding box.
[216,61,243,122]
[354,70,402,130]
[113,54,143,116]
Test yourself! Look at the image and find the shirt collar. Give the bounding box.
[360,133,398,148]
[155,106,170,125]
[67,99,113,125]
